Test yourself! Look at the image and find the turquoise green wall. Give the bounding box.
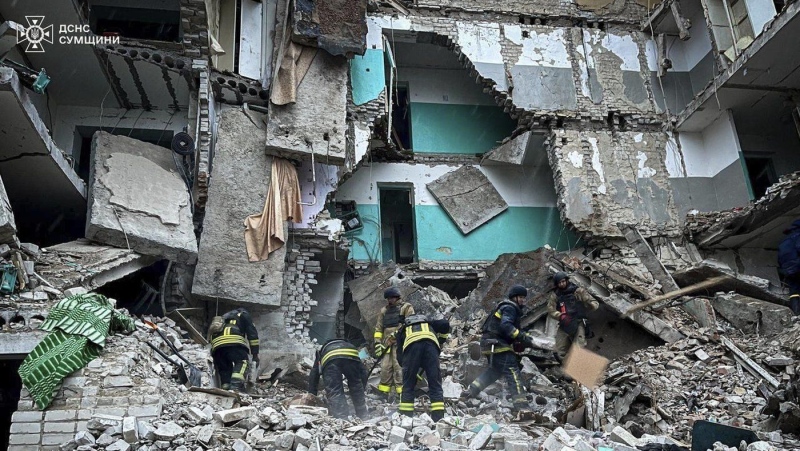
[410,103,516,154]
[347,204,578,262]
[350,49,385,106]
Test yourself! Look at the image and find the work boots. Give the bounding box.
[229,379,247,393]
[790,296,800,316]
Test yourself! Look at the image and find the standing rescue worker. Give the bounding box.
[779,219,800,315]
[465,285,535,410]
[308,338,369,419]
[374,287,415,399]
[209,308,259,392]
[546,272,599,360]
[396,314,450,421]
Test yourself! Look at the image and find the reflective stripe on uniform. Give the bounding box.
[430,402,445,411]
[374,331,383,339]
[791,294,800,299]
[232,361,248,381]
[377,384,391,393]
[437,333,449,339]
[511,329,519,338]
[395,386,403,393]
[494,311,502,318]
[482,346,512,355]
[249,339,259,347]
[320,348,360,367]
[211,326,248,350]
[398,402,414,412]
[403,323,439,349]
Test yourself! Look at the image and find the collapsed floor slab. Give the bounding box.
[193,109,287,306]
[713,293,793,336]
[86,132,197,264]
[38,239,159,291]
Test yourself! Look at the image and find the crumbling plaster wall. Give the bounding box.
[548,129,680,238]
[666,111,752,217]
[336,162,576,263]
[359,16,659,122]
[412,0,647,22]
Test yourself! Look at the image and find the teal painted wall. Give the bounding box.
[409,103,516,154]
[350,49,385,106]
[347,204,578,262]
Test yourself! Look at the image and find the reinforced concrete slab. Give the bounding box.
[193,109,287,306]
[292,0,367,56]
[39,239,158,291]
[265,52,348,165]
[86,132,197,264]
[427,166,508,235]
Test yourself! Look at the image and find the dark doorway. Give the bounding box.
[95,260,170,315]
[0,359,23,450]
[391,85,412,150]
[379,187,415,264]
[743,154,777,200]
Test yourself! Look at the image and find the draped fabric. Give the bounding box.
[18,293,135,410]
[244,158,303,262]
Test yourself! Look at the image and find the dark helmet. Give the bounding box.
[384,287,402,299]
[553,272,569,286]
[507,285,527,299]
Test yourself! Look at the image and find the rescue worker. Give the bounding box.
[209,308,259,392]
[546,272,599,360]
[308,338,369,419]
[779,219,800,315]
[396,314,450,421]
[374,287,415,399]
[465,285,535,410]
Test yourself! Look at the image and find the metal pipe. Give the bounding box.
[721,0,740,57]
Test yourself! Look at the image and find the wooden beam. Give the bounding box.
[169,309,209,346]
[622,276,728,318]
[721,336,780,388]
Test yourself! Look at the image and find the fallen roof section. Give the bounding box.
[38,239,159,291]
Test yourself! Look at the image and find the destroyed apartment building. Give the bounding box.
[0,0,799,448]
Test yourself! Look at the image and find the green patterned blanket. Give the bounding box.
[18,293,135,410]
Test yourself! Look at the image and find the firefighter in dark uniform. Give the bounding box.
[308,339,369,419]
[465,285,535,410]
[396,314,450,422]
[210,308,259,392]
[374,287,415,398]
[546,272,599,360]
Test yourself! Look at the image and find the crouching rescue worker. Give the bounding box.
[465,285,535,410]
[308,338,369,420]
[396,314,450,421]
[374,287,415,399]
[209,308,259,392]
[547,272,599,360]
[778,219,800,315]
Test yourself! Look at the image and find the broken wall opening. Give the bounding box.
[378,186,415,264]
[308,249,348,344]
[0,358,22,450]
[413,277,480,299]
[94,260,169,316]
[391,84,412,150]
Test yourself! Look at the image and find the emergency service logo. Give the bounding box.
[17,16,53,52]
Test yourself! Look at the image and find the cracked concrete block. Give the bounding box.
[712,293,793,336]
[427,166,508,235]
[292,0,367,56]
[265,52,348,165]
[193,109,286,306]
[86,132,197,264]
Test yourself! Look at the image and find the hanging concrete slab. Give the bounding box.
[292,0,367,56]
[0,175,17,244]
[426,166,508,235]
[86,132,197,264]
[481,131,532,165]
[193,109,287,306]
[265,52,348,165]
[38,239,158,291]
[672,261,787,306]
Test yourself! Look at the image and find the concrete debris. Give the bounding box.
[427,166,509,235]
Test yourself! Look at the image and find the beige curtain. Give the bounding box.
[244,158,303,261]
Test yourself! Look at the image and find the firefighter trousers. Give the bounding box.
[213,345,249,391]
[399,341,444,421]
[554,323,586,360]
[323,359,368,419]
[468,351,526,405]
[378,344,403,395]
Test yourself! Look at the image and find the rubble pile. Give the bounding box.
[0,241,64,303]
[600,324,800,448]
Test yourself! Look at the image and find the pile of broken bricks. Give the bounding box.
[0,242,68,304]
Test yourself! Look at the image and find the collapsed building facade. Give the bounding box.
[0,0,799,448]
